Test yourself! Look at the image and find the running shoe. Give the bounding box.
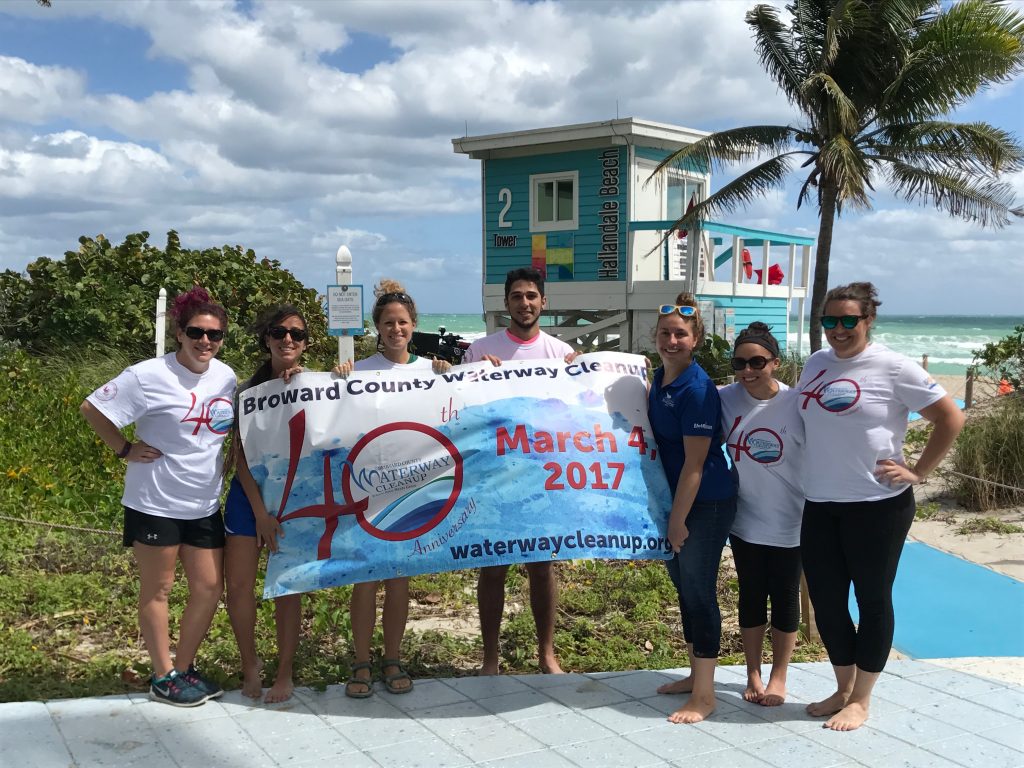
[180,664,224,699]
[149,670,208,707]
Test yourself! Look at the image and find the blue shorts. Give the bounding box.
[224,476,257,537]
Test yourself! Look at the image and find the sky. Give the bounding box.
[1,0,1023,316]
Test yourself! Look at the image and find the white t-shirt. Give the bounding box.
[464,329,574,363]
[355,353,433,371]
[720,383,804,547]
[796,343,946,502]
[87,354,237,519]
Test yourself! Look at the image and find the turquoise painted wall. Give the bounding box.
[697,295,792,352]
[484,147,627,284]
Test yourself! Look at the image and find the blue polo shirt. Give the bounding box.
[648,362,735,502]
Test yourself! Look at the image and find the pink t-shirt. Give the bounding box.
[464,329,574,363]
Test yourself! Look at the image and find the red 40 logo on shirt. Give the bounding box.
[181,393,234,435]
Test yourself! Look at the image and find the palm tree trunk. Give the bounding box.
[809,182,839,353]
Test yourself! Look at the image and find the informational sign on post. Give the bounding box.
[327,284,364,337]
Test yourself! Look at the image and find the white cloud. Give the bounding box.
[0,0,1020,315]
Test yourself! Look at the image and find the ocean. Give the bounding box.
[418,313,1021,376]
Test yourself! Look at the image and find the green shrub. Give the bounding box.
[972,324,1024,390]
[950,394,1024,511]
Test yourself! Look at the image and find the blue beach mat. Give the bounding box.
[849,540,1024,658]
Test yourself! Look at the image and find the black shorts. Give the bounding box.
[123,507,225,549]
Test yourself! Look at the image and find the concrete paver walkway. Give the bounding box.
[4,659,1022,767]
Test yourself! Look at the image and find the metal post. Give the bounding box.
[155,287,167,357]
[336,245,354,366]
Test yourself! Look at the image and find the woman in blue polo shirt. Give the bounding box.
[648,293,737,724]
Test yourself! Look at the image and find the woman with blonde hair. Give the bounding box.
[647,293,737,724]
[335,279,450,697]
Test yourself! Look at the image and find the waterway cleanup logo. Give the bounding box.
[274,412,464,558]
[342,422,463,541]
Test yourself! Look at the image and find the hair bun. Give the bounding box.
[375,278,406,298]
[747,321,771,333]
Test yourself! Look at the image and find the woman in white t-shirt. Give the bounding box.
[334,279,450,698]
[80,287,236,707]
[796,282,964,731]
[719,322,804,708]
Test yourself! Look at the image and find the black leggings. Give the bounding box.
[800,487,915,674]
[730,534,802,633]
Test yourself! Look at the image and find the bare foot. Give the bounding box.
[264,676,294,704]
[759,675,786,706]
[667,693,716,724]
[539,656,565,675]
[806,690,848,717]
[478,659,500,676]
[744,670,765,702]
[241,660,264,699]
[825,701,868,731]
[657,676,694,695]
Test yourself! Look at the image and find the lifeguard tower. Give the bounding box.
[452,118,814,353]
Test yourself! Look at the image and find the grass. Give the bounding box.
[949,394,1024,511]
[955,517,1024,536]
[0,524,828,702]
[0,343,822,702]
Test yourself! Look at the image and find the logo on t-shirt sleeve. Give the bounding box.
[95,382,118,401]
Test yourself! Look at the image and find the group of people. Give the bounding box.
[81,269,964,734]
[647,282,964,730]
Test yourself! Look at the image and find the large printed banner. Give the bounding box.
[238,352,673,598]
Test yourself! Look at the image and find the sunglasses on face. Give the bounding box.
[376,291,412,306]
[821,315,868,330]
[184,326,225,341]
[658,304,697,317]
[731,356,771,371]
[268,326,308,342]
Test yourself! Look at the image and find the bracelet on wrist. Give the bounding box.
[116,440,133,459]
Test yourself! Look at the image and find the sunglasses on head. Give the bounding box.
[731,355,772,371]
[184,326,224,341]
[658,304,697,317]
[376,291,412,306]
[821,315,868,330]
[268,325,308,342]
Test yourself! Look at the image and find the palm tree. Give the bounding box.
[657,0,1024,352]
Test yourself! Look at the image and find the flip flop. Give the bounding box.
[344,661,374,699]
[381,658,413,694]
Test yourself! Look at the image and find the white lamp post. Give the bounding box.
[336,245,354,365]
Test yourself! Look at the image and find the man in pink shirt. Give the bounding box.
[465,267,574,675]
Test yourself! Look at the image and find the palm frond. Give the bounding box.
[800,73,860,135]
[885,161,1024,227]
[746,4,806,103]
[869,121,1024,175]
[818,135,873,211]
[650,125,805,179]
[882,0,1024,120]
[670,154,801,233]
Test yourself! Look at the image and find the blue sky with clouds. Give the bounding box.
[1,0,1022,315]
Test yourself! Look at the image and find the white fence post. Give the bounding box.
[155,287,167,357]
[336,246,354,365]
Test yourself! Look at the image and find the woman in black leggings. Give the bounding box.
[720,322,805,706]
[796,282,964,731]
